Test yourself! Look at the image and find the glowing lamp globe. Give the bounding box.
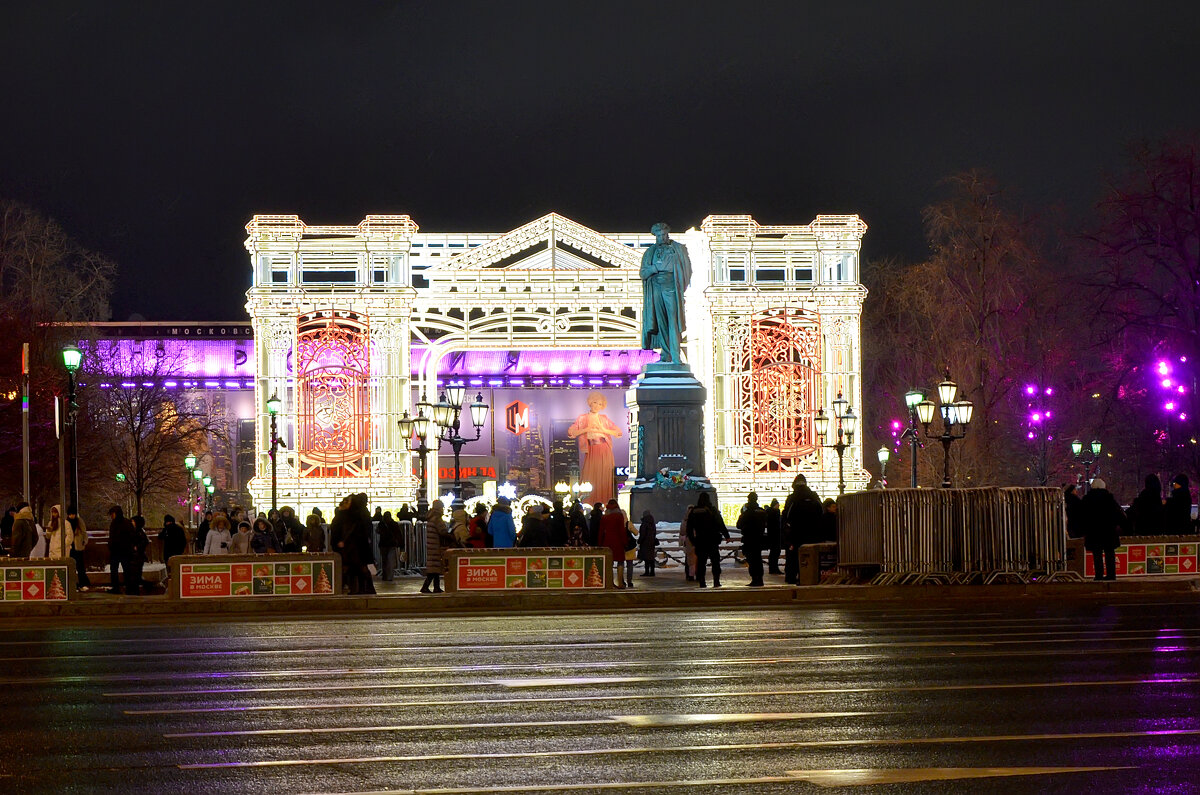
[61,344,82,373]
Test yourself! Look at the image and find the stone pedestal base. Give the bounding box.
[625,362,715,523]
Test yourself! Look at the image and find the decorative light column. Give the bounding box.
[202,475,212,512]
[915,370,975,488]
[1072,438,1102,493]
[901,389,924,488]
[814,392,858,496]
[430,386,489,510]
[266,392,283,516]
[877,446,890,488]
[398,401,434,516]
[61,344,82,514]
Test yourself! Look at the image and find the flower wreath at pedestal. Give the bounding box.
[653,467,707,490]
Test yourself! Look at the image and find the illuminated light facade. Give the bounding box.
[243,212,868,512]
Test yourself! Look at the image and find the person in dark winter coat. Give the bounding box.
[127,515,151,595]
[343,493,376,594]
[1064,485,1084,539]
[10,503,36,559]
[1081,478,1129,580]
[737,492,767,587]
[820,499,838,542]
[637,511,658,576]
[518,506,551,548]
[598,500,629,588]
[765,498,782,575]
[1129,475,1165,535]
[160,515,186,569]
[107,506,135,593]
[251,517,281,554]
[548,501,568,546]
[686,492,729,587]
[567,503,588,547]
[379,511,401,579]
[588,503,604,546]
[781,475,822,584]
[1165,474,1194,535]
[303,513,326,552]
[278,506,304,552]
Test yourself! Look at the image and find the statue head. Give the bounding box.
[650,222,671,242]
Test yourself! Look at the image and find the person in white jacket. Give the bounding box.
[203,515,233,555]
[46,505,72,560]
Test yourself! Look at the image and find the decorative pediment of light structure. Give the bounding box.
[424,213,640,274]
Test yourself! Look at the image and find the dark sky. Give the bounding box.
[3,1,1199,321]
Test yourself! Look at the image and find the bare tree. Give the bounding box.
[1087,133,1200,481]
[83,345,228,518]
[864,172,1079,486]
[0,200,114,517]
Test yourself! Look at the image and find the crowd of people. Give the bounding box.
[5,469,1189,595]
[1064,473,1197,580]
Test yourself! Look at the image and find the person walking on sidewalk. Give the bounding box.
[737,492,767,587]
[1082,477,1129,581]
[421,499,454,593]
[637,511,658,577]
[160,514,186,573]
[67,508,91,590]
[107,506,135,593]
[765,498,782,575]
[782,474,822,584]
[687,492,729,588]
[10,502,36,558]
[598,499,629,588]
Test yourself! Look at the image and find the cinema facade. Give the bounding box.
[90,212,869,516]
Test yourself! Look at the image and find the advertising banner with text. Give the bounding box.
[447,547,612,592]
[170,554,341,599]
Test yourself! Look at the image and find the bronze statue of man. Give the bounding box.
[640,222,692,364]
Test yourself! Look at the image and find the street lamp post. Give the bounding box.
[184,454,197,531]
[877,446,890,488]
[1072,439,1102,493]
[915,370,975,488]
[61,344,82,515]
[429,386,489,510]
[814,392,858,496]
[901,389,925,488]
[398,400,435,516]
[266,392,283,516]
[192,467,204,521]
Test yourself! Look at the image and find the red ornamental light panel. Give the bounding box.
[295,310,371,478]
[739,308,821,471]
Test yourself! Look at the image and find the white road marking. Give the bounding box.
[122,675,1200,715]
[163,711,875,738]
[177,727,1200,769]
[299,766,1129,794]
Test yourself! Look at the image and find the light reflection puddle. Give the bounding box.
[614,711,877,727]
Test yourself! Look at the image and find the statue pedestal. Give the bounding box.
[625,362,717,523]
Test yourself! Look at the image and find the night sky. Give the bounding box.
[3,1,1199,321]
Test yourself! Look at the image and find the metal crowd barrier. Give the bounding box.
[838,487,1076,584]
[399,520,426,574]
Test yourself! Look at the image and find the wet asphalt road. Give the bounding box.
[2,596,1200,794]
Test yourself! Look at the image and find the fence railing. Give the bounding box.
[837,487,1077,584]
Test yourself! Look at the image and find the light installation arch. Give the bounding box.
[244,212,869,514]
